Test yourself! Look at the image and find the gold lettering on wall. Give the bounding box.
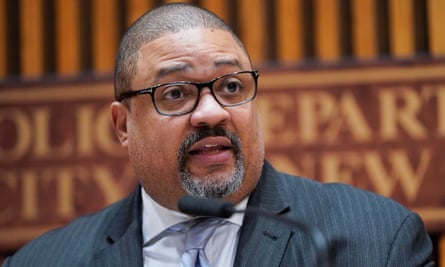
[0,171,17,223]
[52,167,76,219]
[0,108,32,162]
[363,149,430,201]
[96,105,126,156]
[34,107,74,159]
[428,85,445,137]
[0,163,135,225]
[77,105,95,156]
[260,83,442,147]
[267,153,315,178]
[298,91,336,144]
[387,149,431,201]
[334,92,372,142]
[269,148,431,202]
[321,151,361,185]
[379,88,427,140]
[0,104,125,159]
[1,63,445,248]
[259,76,442,209]
[21,170,38,221]
[258,93,296,147]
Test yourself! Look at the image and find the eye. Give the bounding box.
[156,84,197,103]
[165,87,183,100]
[160,85,189,100]
[221,78,243,94]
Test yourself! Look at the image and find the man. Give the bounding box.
[3,3,433,267]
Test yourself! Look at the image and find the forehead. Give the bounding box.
[135,28,251,81]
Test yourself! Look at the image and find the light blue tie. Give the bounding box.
[181,217,223,267]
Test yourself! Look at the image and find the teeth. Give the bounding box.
[204,144,218,148]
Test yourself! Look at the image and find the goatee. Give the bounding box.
[178,127,244,198]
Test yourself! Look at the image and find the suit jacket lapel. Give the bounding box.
[234,161,294,267]
[93,185,143,267]
[92,163,294,267]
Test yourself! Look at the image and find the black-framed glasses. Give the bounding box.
[118,70,259,116]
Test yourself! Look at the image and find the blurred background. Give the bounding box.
[1,0,444,78]
[1,0,444,265]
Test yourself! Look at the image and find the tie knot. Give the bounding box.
[185,217,223,250]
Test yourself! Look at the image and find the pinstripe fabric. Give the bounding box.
[2,183,144,267]
[234,161,434,267]
[3,161,433,266]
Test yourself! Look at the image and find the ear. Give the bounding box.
[111,101,129,147]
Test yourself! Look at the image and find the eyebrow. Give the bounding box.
[155,58,243,82]
[214,58,242,69]
[156,63,189,81]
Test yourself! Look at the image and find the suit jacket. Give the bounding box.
[3,161,433,266]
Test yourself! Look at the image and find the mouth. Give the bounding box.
[187,136,233,164]
[189,142,232,155]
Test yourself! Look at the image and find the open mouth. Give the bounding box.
[189,143,232,155]
[186,136,234,164]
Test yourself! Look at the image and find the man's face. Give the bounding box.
[111,28,265,210]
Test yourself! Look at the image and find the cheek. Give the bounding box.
[127,113,185,168]
[233,106,264,156]
[127,124,154,170]
[236,105,262,137]
[246,116,264,154]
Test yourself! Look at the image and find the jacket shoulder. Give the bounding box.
[273,170,432,266]
[4,193,132,266]
[277,170,410,214]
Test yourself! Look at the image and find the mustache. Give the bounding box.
[179,127,241,157]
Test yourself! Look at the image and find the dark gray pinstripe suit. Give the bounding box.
[3,161,434,266]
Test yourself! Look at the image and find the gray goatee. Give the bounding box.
[178,127,244,198]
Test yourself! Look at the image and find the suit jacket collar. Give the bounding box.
[247,161,291,213]
[234,161,293,267]
[93,184,143,267]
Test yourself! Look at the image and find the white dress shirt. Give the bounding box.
[141,188,247,267]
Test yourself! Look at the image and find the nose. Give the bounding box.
[189,89,230,128]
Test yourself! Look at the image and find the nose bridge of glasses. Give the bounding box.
[195,79,216,92]
[194,79,221,103]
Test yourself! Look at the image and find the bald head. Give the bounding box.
[114,3,247,100]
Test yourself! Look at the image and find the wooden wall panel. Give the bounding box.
[20,0,45,77]
[276,0,303,62]
[388,0,415,58]
[238,0,267,63]
[201,0,229,23]
[126,0,154,27]
[314,0,340,61]
[2,0,445,79]
[55,0,81,76]
[427,0,445,56]
[0,0,6,76]
[351,0,377,59]
[91,0,119,73]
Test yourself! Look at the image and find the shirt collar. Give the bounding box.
[141,187,248,243]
